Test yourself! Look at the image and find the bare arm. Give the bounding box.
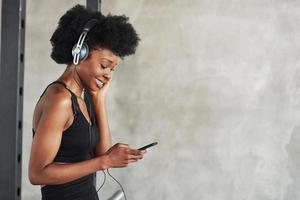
[28,90,142,186]
[29,92,105,185]
[91,95,112,156]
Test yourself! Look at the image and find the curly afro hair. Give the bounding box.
[50,4,140,64]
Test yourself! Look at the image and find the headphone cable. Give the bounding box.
[97,170,107,193]
[106,169,127,200]
[97,169,127,200]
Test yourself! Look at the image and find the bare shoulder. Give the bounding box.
[33,83,73,130]
[42,83,72,109]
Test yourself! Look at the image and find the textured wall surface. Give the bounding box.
[22,0,300,200]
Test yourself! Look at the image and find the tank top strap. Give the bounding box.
[39,81,59,99]
[84,90,96,125]
[69,92,81,116]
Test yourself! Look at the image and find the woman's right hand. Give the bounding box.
[102,143,146,168]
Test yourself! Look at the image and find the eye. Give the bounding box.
[100,64,115,72]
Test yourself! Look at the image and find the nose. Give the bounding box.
[103,69,112,81]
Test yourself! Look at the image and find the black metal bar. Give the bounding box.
[87,0,101,12]
[0,0,26,199]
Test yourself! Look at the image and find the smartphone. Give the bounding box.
[138,142,158,150]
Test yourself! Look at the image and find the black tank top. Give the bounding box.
[32,81,99,163]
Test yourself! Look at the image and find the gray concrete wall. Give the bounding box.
[22,0,300,199]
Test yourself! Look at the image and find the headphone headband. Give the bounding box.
[72,19,100,65]
[82,19,99,32]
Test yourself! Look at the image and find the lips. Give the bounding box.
[95,78,104,87]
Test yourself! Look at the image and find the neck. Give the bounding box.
[57,65,84,98]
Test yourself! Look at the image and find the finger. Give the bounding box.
[128,154,144,160]
[128,149,143,156]
[115,143,129,148]
[103,81,110,87]
[121,160,134,166]
[127,159,139,163]
[100,83,110,91]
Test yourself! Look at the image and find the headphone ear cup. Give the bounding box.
[79,43,89,62]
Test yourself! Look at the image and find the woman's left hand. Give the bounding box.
[89,79,111,100]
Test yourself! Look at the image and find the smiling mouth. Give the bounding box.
[95,78,104,87]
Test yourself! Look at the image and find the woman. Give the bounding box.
[28,5,145,200]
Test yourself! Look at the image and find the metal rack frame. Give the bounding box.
[0,0,26,199]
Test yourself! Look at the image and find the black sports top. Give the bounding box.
[32,81,99,163]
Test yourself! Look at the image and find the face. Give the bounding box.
[76,48,119,92]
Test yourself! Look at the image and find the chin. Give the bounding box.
[91,83,103,92]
